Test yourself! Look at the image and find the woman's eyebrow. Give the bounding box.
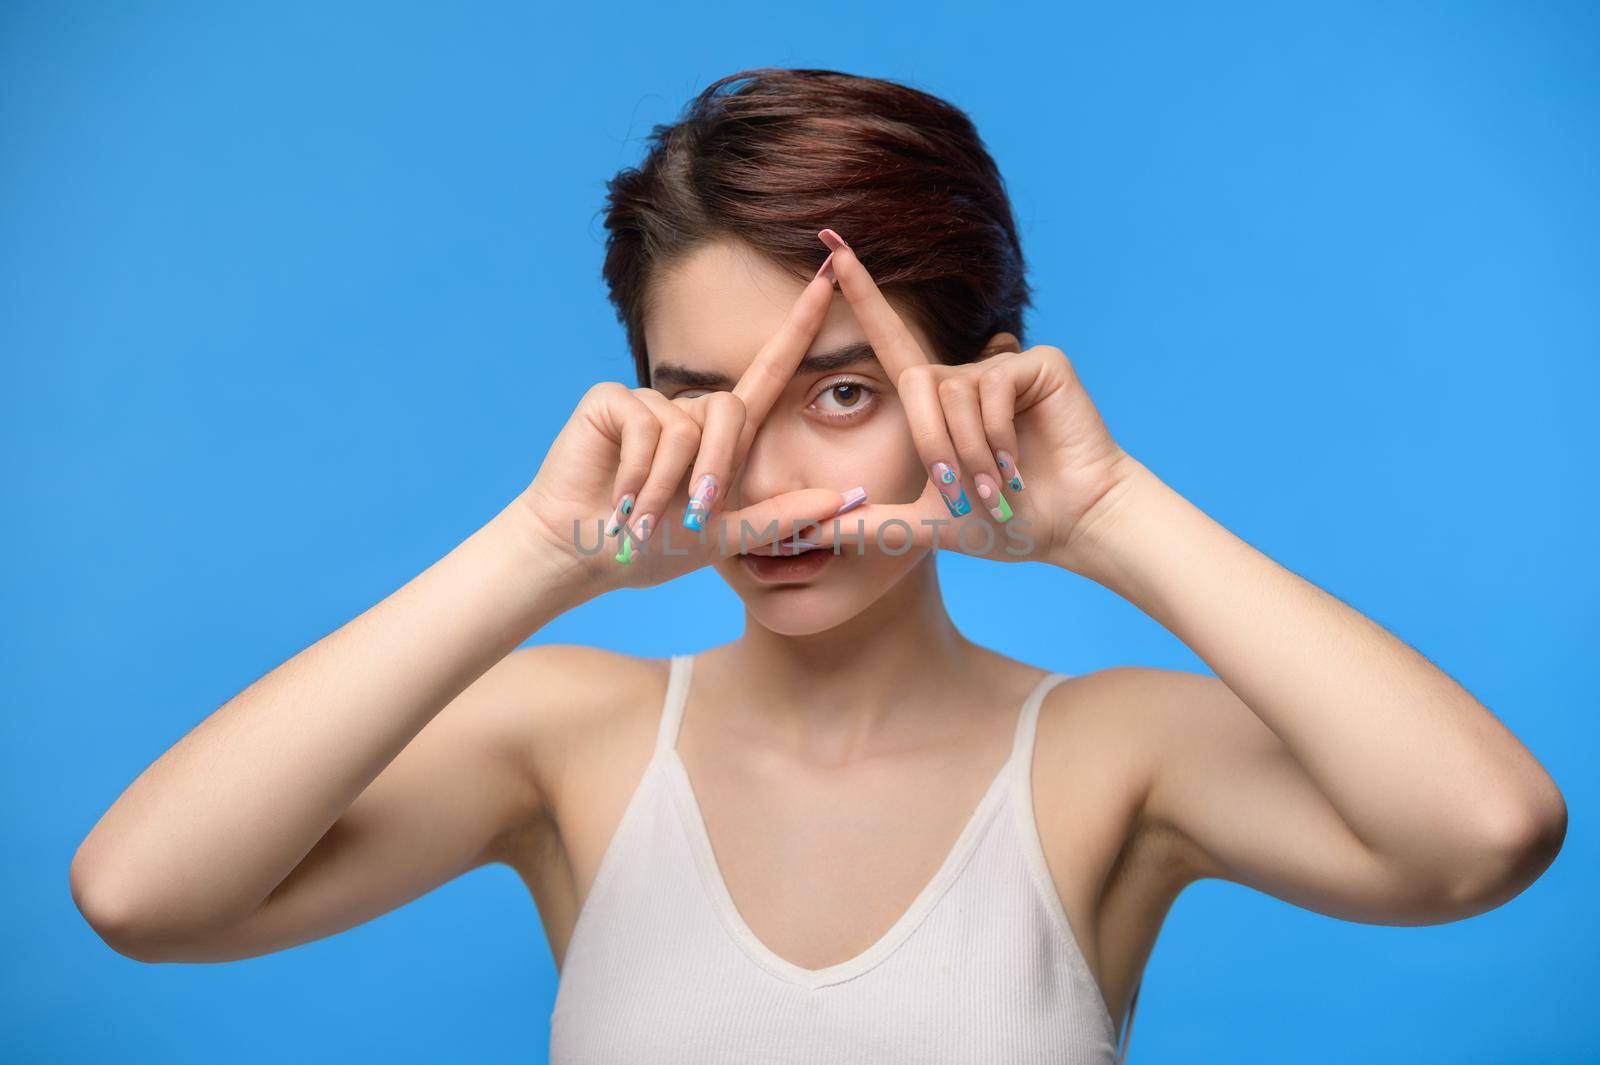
[649,365,733,389]
[796,341,878,375]
[651,341,880,391]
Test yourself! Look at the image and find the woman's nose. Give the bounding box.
[731,419,808,505]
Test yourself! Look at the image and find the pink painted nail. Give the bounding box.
[814,250,836,283]
[834,486,868,515]
[996,450,1024,492]
[631,513,654,545]
[818,228,850,253]
[605,493,635,536]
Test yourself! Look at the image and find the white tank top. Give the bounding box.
[549,655,1140,1063]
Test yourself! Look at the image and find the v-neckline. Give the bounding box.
[661,726,1022,992]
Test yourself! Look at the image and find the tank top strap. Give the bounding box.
[654,654,696,754]
[1116,975,1142,1061]
[1009,670,1073,769]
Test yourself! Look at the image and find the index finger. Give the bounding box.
[729,256,839,457]
[817,228,933,380]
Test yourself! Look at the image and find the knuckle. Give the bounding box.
[948,420,985,449]
[1036,344,1074,374]
[666,420,701,451]
[896,363,938,393]
[707,389,746,423]
[586,380,627,403]
[936,375,973,403]
[910,425,949,452]
[623,411,660,442]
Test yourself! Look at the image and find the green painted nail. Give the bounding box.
[989,493,1014,523]
[614,535,634,564]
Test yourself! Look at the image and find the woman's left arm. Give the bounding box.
[812,228,1565,924]
[1059,451,1567,922]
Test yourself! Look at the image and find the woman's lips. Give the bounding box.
[740,546,833,583]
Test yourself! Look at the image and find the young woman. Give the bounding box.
[70,69,1565,1064]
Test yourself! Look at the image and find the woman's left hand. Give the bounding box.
[809,228,1146,571]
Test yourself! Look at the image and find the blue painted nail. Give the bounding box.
[931,461,971,517]
[683,473,717,530]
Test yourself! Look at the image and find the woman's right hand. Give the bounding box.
[69,255,865,966]
[508,254,857,597]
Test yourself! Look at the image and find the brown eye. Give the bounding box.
[809,377,878,419]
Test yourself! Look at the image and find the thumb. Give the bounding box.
[716,488,850,556]
[802,500,954,554]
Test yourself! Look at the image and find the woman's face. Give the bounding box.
[643,239,933,636]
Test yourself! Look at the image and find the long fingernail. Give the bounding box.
[975,473,1013,523]
[996,450,1024,492]
[834,486,868,515]
[683,474,718,531]
[930,462,971,517]
[632,513,654,545]
[614,534,634,565]
[818,228,850,252]
[605,493,634,536]
[814,250,836,284]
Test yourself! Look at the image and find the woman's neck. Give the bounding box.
[718,557,987,750]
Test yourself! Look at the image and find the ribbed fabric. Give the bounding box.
[549,655,1140,1064]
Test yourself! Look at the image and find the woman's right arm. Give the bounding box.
[69,264,847,964]
[68,496,596,962]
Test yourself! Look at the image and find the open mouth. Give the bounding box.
[739,543,833,583]
[747,537,818,558]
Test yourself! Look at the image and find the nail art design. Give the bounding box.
[835,486,868,515]
[605,493,634,537]
[996,450,1024,493]
[931,462,971,517]
[975,473,1012,523]
[614,534,634,565]
[683,474,718,531]
[818,228,850,252]
[632,513,654,545]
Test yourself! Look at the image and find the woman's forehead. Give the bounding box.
[643,240,817,381]
[642,238,920,386]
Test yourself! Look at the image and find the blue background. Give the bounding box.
[4,2,1594,1061]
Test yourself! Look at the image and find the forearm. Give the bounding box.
[71,496,588,937]
[1063,457,1564,880]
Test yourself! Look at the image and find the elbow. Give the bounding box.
[1445,788,1568,911]
[69,845,191,963]
[1487,784,1568,883]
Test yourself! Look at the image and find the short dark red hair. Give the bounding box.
[599,68,1033,385]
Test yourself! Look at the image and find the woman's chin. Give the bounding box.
[744,593,874,636]
[714,549,933,638]
[715,562,877,636]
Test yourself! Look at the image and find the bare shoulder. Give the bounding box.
[492,644,672,821]
[485,646,675,952]
[1034,665,1225,888]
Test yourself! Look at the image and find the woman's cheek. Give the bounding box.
[813,411,925,503]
